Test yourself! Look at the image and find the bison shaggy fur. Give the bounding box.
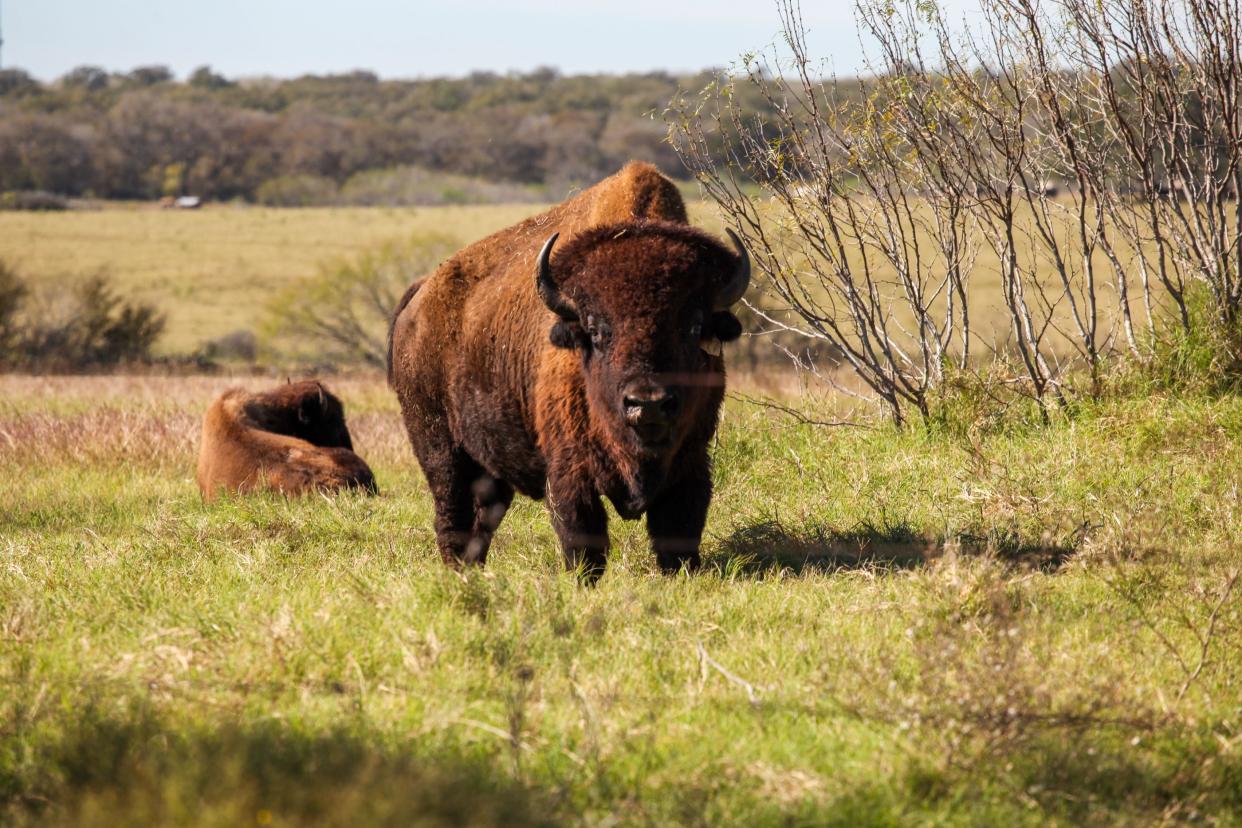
[388,162,747,579]
[196,380,376,500]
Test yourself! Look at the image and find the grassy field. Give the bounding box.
[3,371,1242,825]
[0,200,1095,362]
[0,204,547,354]
[2,201,1240,823]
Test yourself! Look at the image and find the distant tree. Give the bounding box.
[272,108,374,180]
[0,69,41,97]
[0,66,784,200]
[126,65,173,87]
[188,65,232,90]
[598,113,680,176]
[0,114,94,195]
[61,65,110,91]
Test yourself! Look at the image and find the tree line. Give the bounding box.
[0,65,783,202]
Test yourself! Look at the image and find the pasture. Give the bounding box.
[0,199,1124,364]
[0,204,545,354]
[3,368,1242,825]
[2,202,1241,824]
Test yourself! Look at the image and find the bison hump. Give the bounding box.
[588,161,687,227]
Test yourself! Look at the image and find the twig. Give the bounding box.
[697,642,762,707]
[728,391,875,429]
[1178,569,1240,701]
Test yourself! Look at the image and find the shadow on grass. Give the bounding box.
[1,704,560,828]
[708,517,1074,577]
[884,727,1242,824]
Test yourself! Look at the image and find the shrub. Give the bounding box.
[262,232,460,369]
[337,165,547,206]
[254,174,339,207]
[0,191,68,211]
[0,263,165,370]
[1123,290,1242,398]
[0,260,28,353]
[199,328,258,363]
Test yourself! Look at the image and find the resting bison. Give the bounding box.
[388,162,747,578]
[196,380,376,500]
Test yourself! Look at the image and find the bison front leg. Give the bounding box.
[646,466,711,574]
[546,473,609,582]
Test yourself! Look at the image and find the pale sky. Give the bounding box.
[2,0,973,81]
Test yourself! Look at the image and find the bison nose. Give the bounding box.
[623,388,680,427]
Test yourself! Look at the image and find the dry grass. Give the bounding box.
[0,204,547,353]
[0,373,410,469]
[1,199,1229,378]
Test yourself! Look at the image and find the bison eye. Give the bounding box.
[587,316,611,350]
[689,321,703,340]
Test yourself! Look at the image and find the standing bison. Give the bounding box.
[388,162,747,578]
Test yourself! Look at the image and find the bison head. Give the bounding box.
[535,221,748,460]
[244,380,355,450]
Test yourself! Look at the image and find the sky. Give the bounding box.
[1,0,972,82]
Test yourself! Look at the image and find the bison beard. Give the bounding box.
[388,162,747,581]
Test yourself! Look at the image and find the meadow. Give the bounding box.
[0,199,1079,361]
[2,204,1242,825]
[0,204,545,354]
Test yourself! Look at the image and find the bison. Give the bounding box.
[196,380,377,500]
[388,162,747,579]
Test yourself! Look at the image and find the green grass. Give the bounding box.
[3,373,1241,825]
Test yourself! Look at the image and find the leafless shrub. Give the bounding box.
[1105,563,1241,703]
[670,0,1242,423]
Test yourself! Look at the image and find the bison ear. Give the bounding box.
[713,229,751,309]
[298,390,322,425]
[549,321,588,350]
[710,311,743,343]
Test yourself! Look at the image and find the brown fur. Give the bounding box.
[389,162,745,579]
[196,380,376,501]
[387,277,425,385]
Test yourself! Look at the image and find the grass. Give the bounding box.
[3,372,1242,825]
[1,198,1218,382]
[2,199,1241,823]
[0,204,546,354]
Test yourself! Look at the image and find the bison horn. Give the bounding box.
[715,228,751,309]
[535,233,578,321]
